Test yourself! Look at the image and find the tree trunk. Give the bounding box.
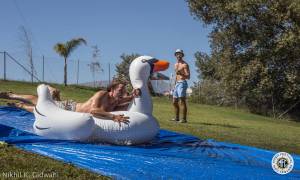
[30,48,33,83]
[64,58,67,86]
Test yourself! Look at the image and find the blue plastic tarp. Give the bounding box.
[0,106,299,179]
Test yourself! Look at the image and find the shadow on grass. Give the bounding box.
[191,122,240,128]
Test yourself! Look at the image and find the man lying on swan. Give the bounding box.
[33,56,169,144]
[1,82,140,124]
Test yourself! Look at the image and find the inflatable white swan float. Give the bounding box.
[33,56,169,145]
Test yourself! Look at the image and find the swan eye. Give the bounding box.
[141,58,158,64]
[149,59,158,64]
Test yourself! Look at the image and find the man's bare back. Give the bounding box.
[76,83,138,123]
[1,83,137,123]
[76,91,120,113]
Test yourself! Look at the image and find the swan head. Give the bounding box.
[129,56,169,88]
[36,84,54,102]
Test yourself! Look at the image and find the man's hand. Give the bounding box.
[132,88,141,98]
[176,68,185,76]
[112,114,130,126]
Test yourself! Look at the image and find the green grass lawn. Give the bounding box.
[0,80,300,178]
[154,97,300,155]
[0,81,107,179]
[0,143,107,180]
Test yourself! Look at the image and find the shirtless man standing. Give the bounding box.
[171,49,190,123]
[0,82,140,124]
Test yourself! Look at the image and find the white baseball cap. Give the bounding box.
[174,49,184,57]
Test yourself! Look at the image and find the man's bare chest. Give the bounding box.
[175,63,186,71]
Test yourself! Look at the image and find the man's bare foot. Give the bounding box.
[0,92,12,99]
[7,102,24,108]
[6,102,16,107]
[179,119,187,123]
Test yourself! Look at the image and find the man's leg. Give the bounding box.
[7,102,34,112]
[178,81,188,123]
[171,83,180,121]
[172,98,180,121]
[6,92,37,105]
[180,97,187,123]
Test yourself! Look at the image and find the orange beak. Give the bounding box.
[153,60,169,72]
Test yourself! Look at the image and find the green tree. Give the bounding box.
[54,38,87,86]
[115,53,140,85]
[88,45,103,87]
[187,0,300,118]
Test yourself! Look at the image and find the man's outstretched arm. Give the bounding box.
[118,88,141,104]
[90,108,130,124]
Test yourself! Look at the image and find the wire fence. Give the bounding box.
[0,51,179,96]
[0,51,113,87]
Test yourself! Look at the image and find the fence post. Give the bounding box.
[42,55,45,82]
[108,62,111,84]
[198,81,200,104]
[5,52,41,82]
[3,51,6,81]
[76,59,79,85]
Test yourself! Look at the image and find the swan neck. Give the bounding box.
[129,80,153,114]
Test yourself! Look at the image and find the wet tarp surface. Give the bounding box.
[0,106,299,179]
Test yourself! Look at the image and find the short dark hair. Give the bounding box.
[106,82,125,92]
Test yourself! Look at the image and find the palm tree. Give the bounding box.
[54,38,87,86]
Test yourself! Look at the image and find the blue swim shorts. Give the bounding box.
[173,80,188,98]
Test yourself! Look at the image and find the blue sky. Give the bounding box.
[0,0,211,85]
